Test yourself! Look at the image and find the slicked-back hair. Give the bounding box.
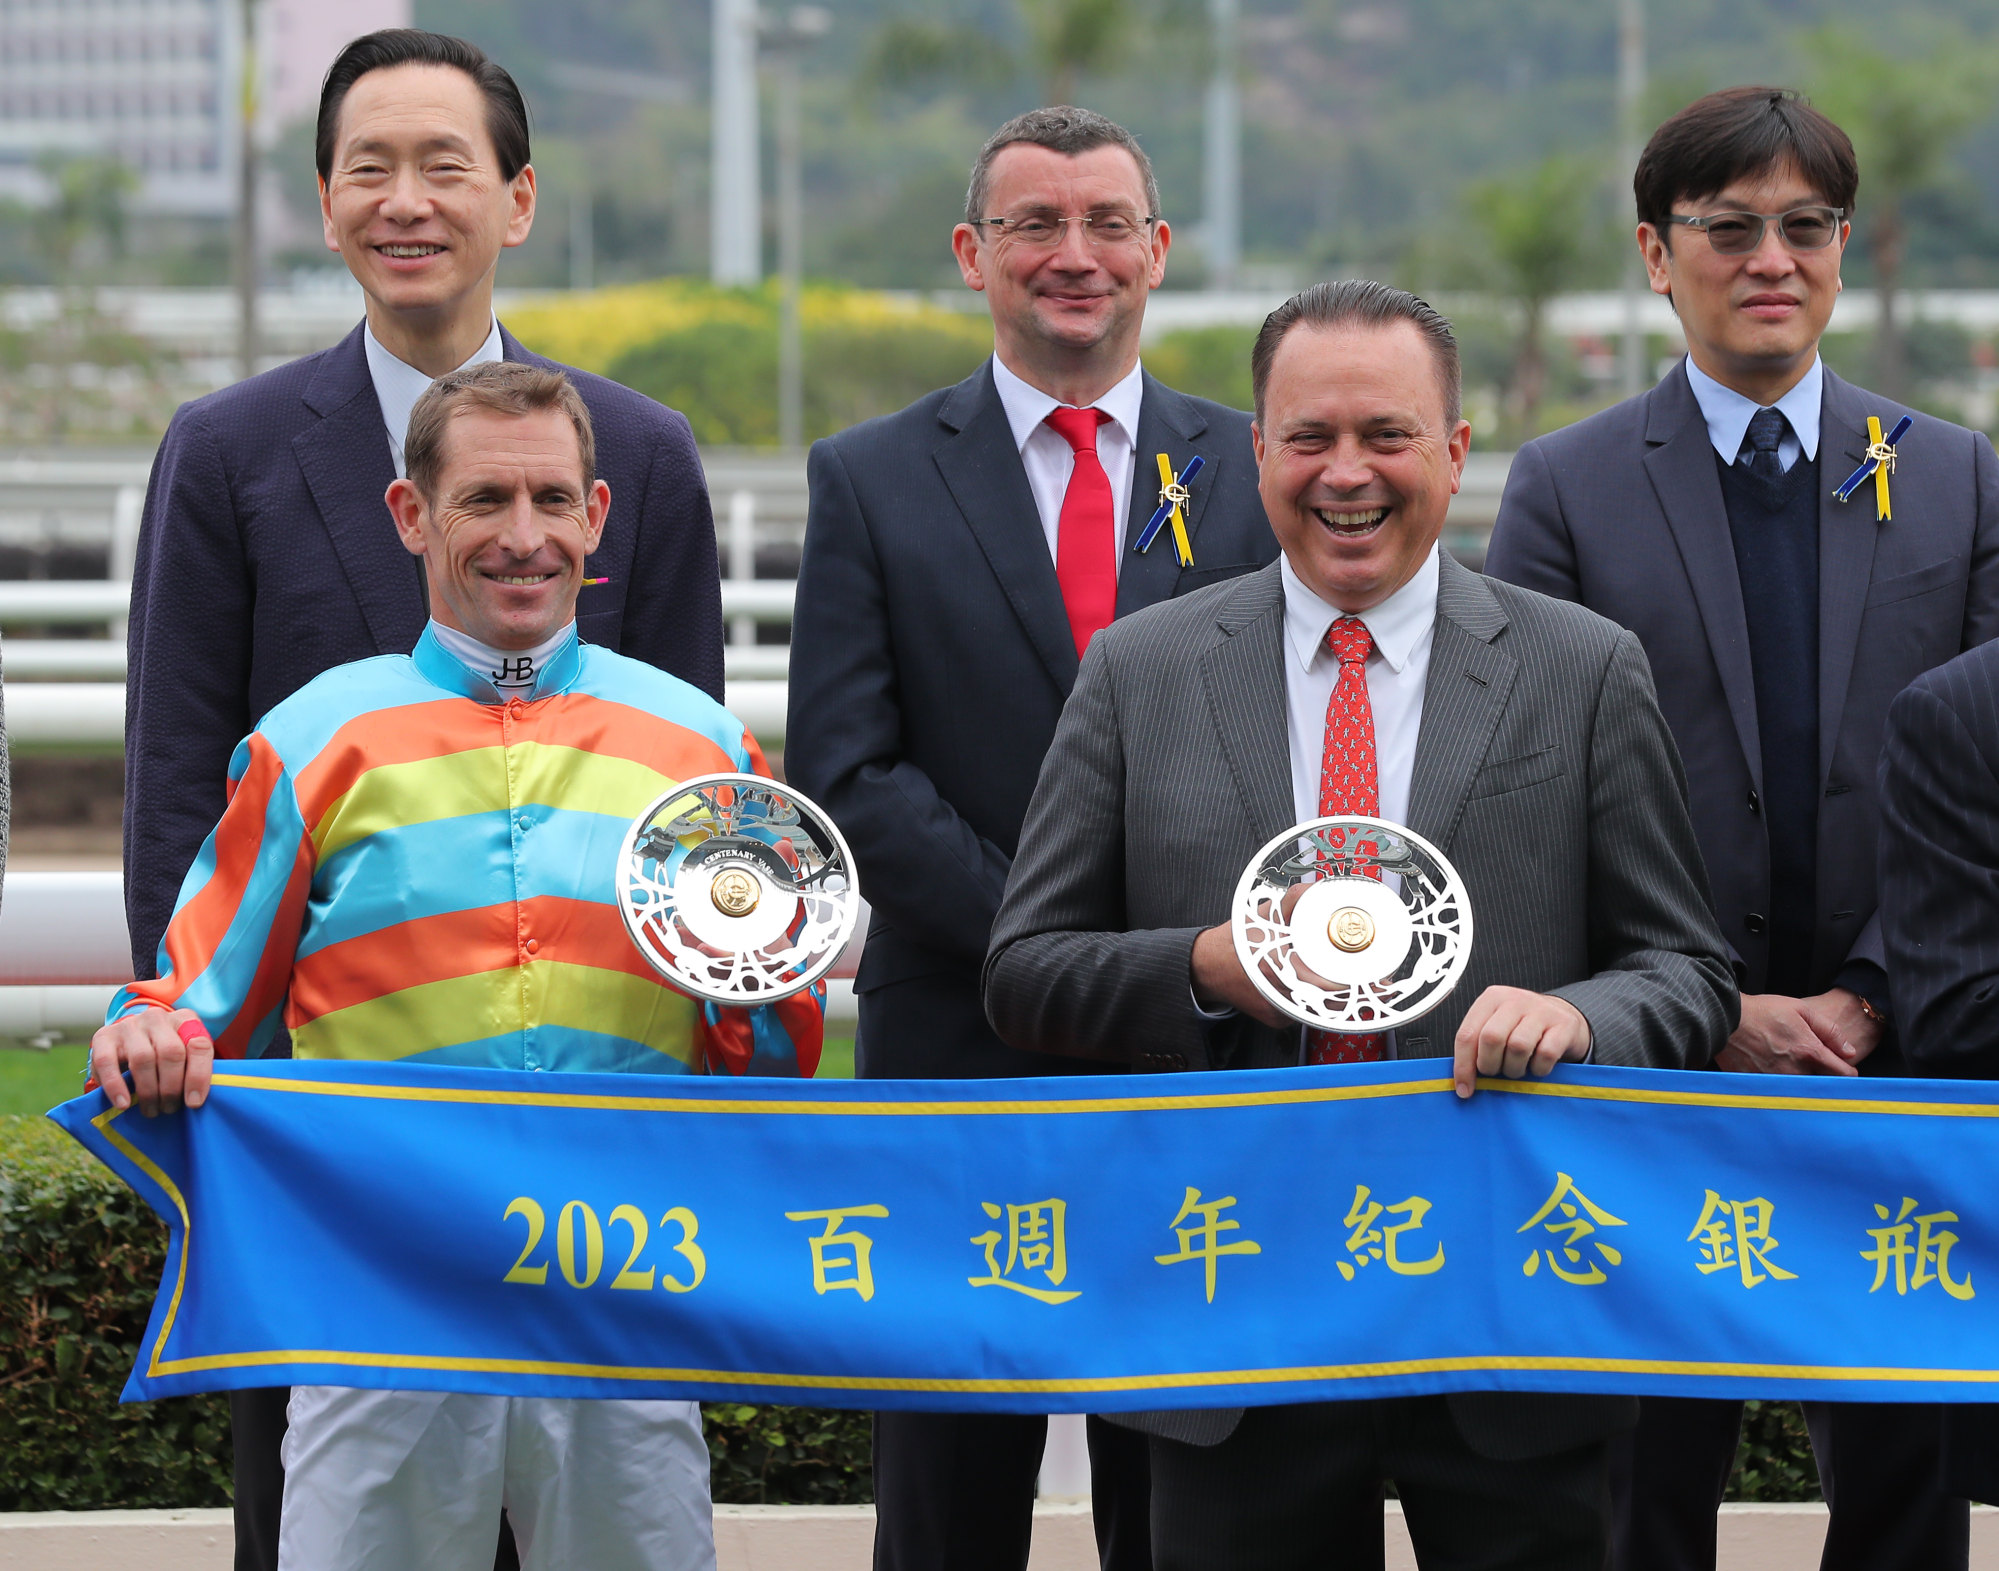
[1250,281,1462,427]
[317,29,531,184]
[964,106,1161,225]
[405,361,595,501]
[1635,87,1857,237]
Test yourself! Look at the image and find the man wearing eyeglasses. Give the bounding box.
[1487,85,1999,1571]
[785,106,1277,1571]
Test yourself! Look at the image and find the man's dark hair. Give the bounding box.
[964,106,1161,224]
[405,361,595,500]
[317,29,532,185]
[1250,280,1462,427]
[1634,87,1857,237]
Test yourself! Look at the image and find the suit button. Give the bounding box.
[1747,790,1760,814]
[1745,914,1766,935]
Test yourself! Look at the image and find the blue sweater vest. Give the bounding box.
[1717,448,1820,995]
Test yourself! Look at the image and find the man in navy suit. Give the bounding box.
[785,107,1277,1571]
[1486,87,1999,1570]
[121,30,722,1571]
[1879,640,1999,1511]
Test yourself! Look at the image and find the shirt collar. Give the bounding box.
[363,315,506,474]
[412,619,583,704]
[1281,545,1441,675]
[1683,353,1823,465]
[990,353,1145,455]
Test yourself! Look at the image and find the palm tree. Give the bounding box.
[861,0,1139,110]
[1801,26,1999,399]
[1467,155,1607,441]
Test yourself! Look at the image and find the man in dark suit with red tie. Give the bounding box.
[785,106,1277,1571]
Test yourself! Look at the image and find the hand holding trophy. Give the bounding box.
[616,774,860,1004]
[1231,815,1473,1034]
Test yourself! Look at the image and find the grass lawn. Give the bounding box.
[0,1036,855,1119]
[0,1041,90,1117]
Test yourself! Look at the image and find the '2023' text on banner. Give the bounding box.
[48,1058,1999,1410]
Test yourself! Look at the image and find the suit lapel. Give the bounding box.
[1643,364,1763,790]
[1407,555,1518,850]
[293,325,417,655]
[932,362,1080,693]
[1116,375,1217,617]
[1816,370,1883,787]
[1199,564,1293,846]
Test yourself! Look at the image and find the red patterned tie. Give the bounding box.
[1307,616,1384,1065]
[1044,406,1117,658]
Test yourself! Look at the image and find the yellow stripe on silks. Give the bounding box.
[535,960,699,1065]
[506,743,677,822]
[1869,415,1892,522]
[314,744,677,860]
[313,747,509,858]
[291,962,698,1066]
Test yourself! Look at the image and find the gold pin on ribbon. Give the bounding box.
[1136,452,1203,567]
[1834,414,1913,522]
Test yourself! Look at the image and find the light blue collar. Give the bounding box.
[1683,354,1822,470]
[412,621,583,704]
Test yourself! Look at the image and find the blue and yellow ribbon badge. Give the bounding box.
[1834,414,1913,522]
[1136,453,1204,567]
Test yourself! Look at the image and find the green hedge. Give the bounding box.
[1,1112,1811,1509]
[0,1113,233,1510]
[0,1113,872,1510]
[606,317,991,448]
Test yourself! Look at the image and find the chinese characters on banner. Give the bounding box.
[507,1181,1977,1308]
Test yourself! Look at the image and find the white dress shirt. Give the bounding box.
[990,353,1145,576]
[363,316,506,478]
[1281,546,1440,828]
[1683,353,1822,474]
[1192,547,1443,1031]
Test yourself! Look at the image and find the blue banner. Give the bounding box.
[48,1058,1999,1410]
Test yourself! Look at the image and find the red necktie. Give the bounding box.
[1044,406,1117,658]
[1307,616,1384,1066]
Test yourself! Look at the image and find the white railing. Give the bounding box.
[0,578,797,627]
[0,871,865,1040]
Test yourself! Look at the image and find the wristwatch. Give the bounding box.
[1853,993,1886,1030]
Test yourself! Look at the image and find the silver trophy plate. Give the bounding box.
[616,773,860,1006]
[1231,815,1473,1032]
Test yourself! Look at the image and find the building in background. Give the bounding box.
[0,0,404,218]
[262,0,407,131]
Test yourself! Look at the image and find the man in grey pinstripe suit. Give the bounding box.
[984,281,1736,1567]
[1879,639,1999,1510]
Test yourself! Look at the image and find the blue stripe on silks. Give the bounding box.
[295,807,635,959]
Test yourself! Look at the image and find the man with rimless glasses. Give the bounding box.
[785,107,1276,1571]
[1488,86,1999,1571]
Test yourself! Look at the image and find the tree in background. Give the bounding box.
[1801,25,1999,401]
[1466,155,1609,442]
[0,154,173,443]
[861,0,1139,110]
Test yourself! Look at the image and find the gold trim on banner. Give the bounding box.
[202,1072,1999,1121]
[118,1071,1999,1383]
[141,1346,1999,1392]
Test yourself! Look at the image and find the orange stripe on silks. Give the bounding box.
[146,734,293,1005]
[292,700,502,825]
[288,896,660,1021]
[777,990,824,1078]
[743,729,771,777]
[215,836,315,1060]
[702,1009,754,1075]
[530,693,740,780]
